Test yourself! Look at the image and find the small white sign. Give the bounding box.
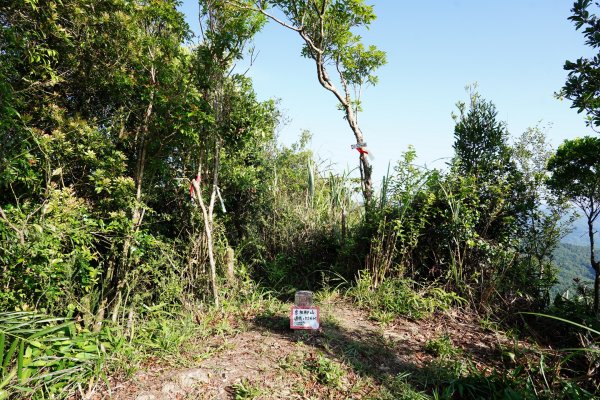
[290,306,320,330]
[351,142,367,149]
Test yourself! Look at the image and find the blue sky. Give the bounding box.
[178,1,593,181]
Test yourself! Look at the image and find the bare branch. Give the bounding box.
[335,55,350,104]
[191,177,220,307]
[0,206,25,245]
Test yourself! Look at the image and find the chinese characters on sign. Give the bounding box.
[290,306,320,330]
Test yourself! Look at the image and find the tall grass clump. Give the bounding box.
[348,271,464,320]
[239,133,363,293]
[526,303,600,393]
[0,312,104,399]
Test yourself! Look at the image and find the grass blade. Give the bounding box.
[523,312,600,335]
[0,332,4,367]
[2,340,18,371]
[28,321,73,340]
[16,341,23,384]
[0,368,16,391]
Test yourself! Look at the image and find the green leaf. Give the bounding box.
[0,368,16,391]
[30,358,59,368]
[27,340,44,349]
[74,352,97,360]
[16,341,24,383]
[29,321,73,340]
[0,333,4,368]
[2,340,18,371]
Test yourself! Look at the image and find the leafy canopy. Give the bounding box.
[561,0,600,128]
[547,136,600,218]
[269,0,386,86]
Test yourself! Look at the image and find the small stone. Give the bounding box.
[162,382,185,398]
[135,393,158,400]
[176,368,210,387]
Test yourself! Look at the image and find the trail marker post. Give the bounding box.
[290,291,320,330]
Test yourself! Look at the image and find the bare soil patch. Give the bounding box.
[105,299,534,399]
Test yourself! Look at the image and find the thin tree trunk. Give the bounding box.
[587,215,599,315]
[192,178,219,307]
[98,63,155,331]
[0,206,25,245]
[307,44,373,204]
[341,207,347,240]
[131,65,155,232]
[595,271,600,318]
[228,1,377,205]
[117,87,153,287]
[225,246,235,283]
[191,140,221,307]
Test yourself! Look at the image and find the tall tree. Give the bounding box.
[0,0,202,321]
[547,136,600,317]
[451,87,521,240]
[190,0,266,306]
[513,127,568,305]
[560,0,600,129]
[452,87,513,183]
[445,89,561,310]
[228,0,386,205]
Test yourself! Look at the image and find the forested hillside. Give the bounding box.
[553,243,596,296]
[0,1,599,399]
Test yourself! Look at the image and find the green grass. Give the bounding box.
[378,373,431,400]
[368,309,396,325]
[348,271,464,320]
[424,334,460,359]
[232,378,263,399]
[0,312,104,399]
[304,352,345,388]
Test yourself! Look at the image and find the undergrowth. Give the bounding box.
[0,312,105,399]
[0,278,284,399]
[231,378,263,399]
[5,277,597,399]
[348,271,465,320]
[424,334,460,360]
[304,352,345,388]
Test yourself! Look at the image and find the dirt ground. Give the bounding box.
[104,298,533,400]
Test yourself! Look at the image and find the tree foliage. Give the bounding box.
[547,137,600,210]
[229,0,386,204]
[561,0,600,128]
[359,92,564,313]
[0,0,278,316]
[547,136,600,316]
[452,87,512,182]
